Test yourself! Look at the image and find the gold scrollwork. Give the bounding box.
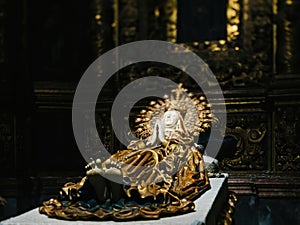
[274,106,300,171]
[220,124,267,170]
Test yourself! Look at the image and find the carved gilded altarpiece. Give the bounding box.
[109,0,300,198]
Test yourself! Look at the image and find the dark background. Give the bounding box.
[0,0,299,224]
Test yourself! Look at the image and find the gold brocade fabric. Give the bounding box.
[117,142,209,201]
[39,142,210,220]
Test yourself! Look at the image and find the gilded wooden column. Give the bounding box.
[276,0,300,74]
[90,0,114,56]
[118,0,138,44]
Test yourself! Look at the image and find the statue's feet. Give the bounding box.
[86,158,122,177]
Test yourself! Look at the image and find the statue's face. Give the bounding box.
[163,110,179,127]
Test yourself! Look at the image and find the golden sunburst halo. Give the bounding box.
[134,83,214,139]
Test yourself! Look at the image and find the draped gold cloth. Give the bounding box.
[39,84,211,220]
[39,141,209,220]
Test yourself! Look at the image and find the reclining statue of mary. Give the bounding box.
[40,84,213,220]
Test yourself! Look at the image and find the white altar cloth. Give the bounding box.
[1,174,228,225]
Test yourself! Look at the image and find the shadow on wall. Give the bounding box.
[234,196,300,225]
